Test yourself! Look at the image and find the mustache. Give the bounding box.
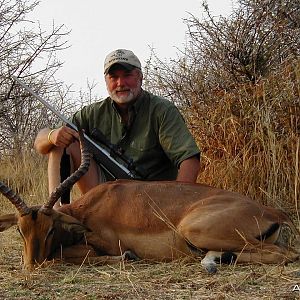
[115,88,130,92]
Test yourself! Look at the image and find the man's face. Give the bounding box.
[105,67,143,105]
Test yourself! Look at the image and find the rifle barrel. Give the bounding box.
[12,76,136,180]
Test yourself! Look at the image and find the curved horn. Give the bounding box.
[42,130,91,209]
[0,181,30,215]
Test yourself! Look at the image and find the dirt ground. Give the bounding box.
[0,229,299,300]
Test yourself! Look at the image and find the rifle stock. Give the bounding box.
[12,76,140,180]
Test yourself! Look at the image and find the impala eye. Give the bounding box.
[46,228,55,240]
[16,227,24,239]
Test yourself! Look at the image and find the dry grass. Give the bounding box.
[0,229,300,299]
[188,60,300,220]
[0,151,48,213]
[0,140,299,299]
[0,60,300,299]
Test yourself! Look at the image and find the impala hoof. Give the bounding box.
[123,250,139,261]
[204,263,218,274]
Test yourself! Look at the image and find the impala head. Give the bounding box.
[0,130,91,270]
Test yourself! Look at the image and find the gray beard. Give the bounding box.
[108,86,141,104]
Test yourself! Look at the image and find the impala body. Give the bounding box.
[58,179,300,272]
[1,179,299,273]
[0,131,299,272]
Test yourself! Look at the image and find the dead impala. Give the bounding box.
[0,132,299,273]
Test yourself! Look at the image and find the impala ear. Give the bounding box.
[56,213,89,234]
[0,213,18,232]
[61,221,89,234]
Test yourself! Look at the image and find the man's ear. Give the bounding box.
[0,214,18,232]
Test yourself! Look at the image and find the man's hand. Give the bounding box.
[48,126,79,148]
[34,126,79,155]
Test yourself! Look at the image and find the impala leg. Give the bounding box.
[200,251,223,274]
[83,231,123,255]
[179,217,299,273]
[53,244,137,265]
[231,244,299,264]
[200,243,299,274]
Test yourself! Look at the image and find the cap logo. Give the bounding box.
[104,49,141,74]
[112,50,126,58]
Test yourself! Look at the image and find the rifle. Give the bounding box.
[12,76,144,180]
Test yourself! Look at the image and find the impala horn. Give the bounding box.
[42,129,91,210]
[0,181,31,215]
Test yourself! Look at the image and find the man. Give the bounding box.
[34,49,200,202]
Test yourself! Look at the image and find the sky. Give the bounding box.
[29,0,235,99]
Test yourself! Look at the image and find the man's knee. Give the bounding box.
[47,141,105,196]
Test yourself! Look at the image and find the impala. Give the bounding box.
[0,132,299,273]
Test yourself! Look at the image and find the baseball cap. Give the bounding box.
[104,49,141,74]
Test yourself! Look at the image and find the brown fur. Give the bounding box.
[59,180,299,266]
[1,179,299,271]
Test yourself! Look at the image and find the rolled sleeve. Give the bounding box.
[158,105,200,167]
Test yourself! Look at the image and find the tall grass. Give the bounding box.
[187,60,300,221]
[0,151,48,213]
[0,61,299,226]
[0,59,299,300]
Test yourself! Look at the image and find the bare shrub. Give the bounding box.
[193,61,299,211]
[0,0,73,154]
[144,0,300,216]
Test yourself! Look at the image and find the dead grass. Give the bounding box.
[0,229,300,299]
[187,60,300,221]
[0,60,300,299]
[0,154,300,299]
